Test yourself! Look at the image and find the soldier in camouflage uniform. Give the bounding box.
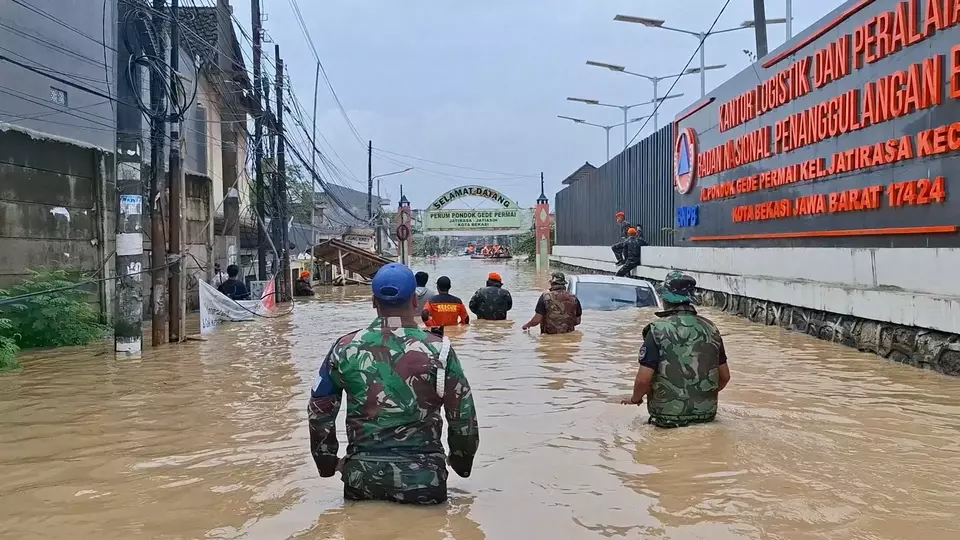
[468,272,513,320]
[308,263,479,504]
[621,271,731,428]
[521,272,583,334]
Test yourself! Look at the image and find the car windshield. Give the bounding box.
[573,281,658,311]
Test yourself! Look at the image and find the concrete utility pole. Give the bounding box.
[753,0,770,58]
[150,0,168,346]
[114,0,144,356]
[252,0,266,279]
[310,61,319,247]
[168,0,184,343]
[367,140,373,221]
[274,46,290,302]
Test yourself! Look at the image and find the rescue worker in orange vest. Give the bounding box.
[422,276,470,326]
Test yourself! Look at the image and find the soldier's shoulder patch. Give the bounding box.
[638,345,647,364]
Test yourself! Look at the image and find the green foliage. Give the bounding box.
[0,318,20,371]
[0,270,107,368]
[515,224,556,260]
[413,236,441,257]
[284,164,313,224]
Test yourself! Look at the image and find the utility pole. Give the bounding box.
[150,0,168,346]
[168,0,184,343]
[114,0,144,356]
[310,61,319,247]
[252,0,266,279]
[753,0,769,58]
[367,140,373,221]
[274,46,289,302]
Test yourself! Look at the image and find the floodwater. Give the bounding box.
[2,259,960,540]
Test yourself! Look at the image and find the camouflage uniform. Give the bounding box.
[308,318,479,504]
[468,282,513,320]
[536,272,582,334]
[640,271,726,428]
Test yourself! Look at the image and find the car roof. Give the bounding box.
[568,274,656,289]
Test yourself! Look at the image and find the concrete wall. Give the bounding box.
[551,245,960,335]
[184,174,213,310]
[0,0,117,150]
[0,129,114,314]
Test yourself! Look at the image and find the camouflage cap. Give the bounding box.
[660,271,696,303]
[550,271,566,285]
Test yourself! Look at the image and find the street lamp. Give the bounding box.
[613,15,787,97]
[372,166,412,254]
[557,115,649,161]
[373,166,413,202]
[585,61,726,129]
[566,94,683,150]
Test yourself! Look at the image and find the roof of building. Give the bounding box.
[561,162,598,185]
[179,3,251,91]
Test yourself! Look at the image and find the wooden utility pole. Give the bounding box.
[168,0,184,343]
[114,0,144,356]
[753,0,769,58]
[252,0,266,279]
[149,0,168,346]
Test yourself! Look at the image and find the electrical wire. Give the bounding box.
[625,0,732,148]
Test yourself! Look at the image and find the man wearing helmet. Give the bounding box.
[613,228,644,277]
[612,212,633,264]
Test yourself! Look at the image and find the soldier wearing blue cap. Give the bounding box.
[308,263,480,504]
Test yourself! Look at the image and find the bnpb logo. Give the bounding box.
[673,127,698,195]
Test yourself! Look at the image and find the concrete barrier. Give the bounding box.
[550,246,960,375]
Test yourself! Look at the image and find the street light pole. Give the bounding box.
[613,15,786,97]
[557,115,648,161]
[566,95,683,150]
[370,167,413,254]
[585,61,725,130]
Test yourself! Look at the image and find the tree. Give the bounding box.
[284,164,313,225]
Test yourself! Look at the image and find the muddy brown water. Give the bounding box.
[2,259,960,540]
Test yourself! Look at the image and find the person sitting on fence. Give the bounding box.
[217,264,250,301]
[613,228,646,277]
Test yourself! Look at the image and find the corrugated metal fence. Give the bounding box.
[556,124,675,246]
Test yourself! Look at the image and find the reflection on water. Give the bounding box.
[2,258,960,539]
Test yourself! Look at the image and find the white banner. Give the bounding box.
[199,279,275,335]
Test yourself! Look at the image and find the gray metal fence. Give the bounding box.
[556,124,675,247]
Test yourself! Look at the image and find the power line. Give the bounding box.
[285,0,365,146]
[626,0,732,148]
[9,0,118,52]
[373,148,539,178]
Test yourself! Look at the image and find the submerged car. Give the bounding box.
[566,274,662,311]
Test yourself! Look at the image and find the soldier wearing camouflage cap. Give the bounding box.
[308,263,479,504]
[521,271,582,334]
[621,271,731,428]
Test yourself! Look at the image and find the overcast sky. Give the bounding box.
[229,0,840,209]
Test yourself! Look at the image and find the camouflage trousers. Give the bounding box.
[341,454,448,505]
[648,412,716,429]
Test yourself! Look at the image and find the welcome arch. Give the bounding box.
[422,185,524,233]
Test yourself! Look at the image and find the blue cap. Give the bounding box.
[371,263,417,305]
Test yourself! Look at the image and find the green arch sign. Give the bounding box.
[424,185,523,232]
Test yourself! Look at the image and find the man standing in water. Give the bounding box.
[621,271,731,428]
[468,272,513,320]
[422,276,470,326]
[415,271,434,306]
[521,271,582,334]
[308,263,480,504]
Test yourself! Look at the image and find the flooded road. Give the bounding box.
[2,258,960,540]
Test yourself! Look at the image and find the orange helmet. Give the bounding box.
[616,212,625,218]
[627,227,637,236]
[299,270,311,279]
